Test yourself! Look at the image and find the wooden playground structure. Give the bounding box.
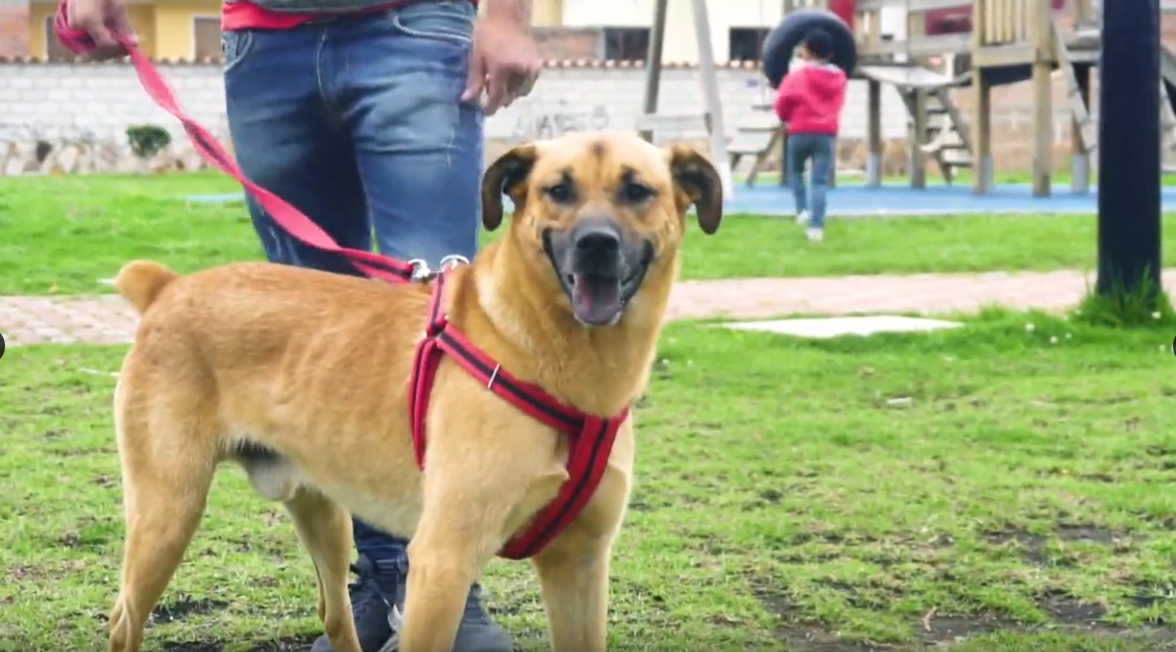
[770,0,1176,197]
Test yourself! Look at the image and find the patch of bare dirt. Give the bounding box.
[151,593,230,624]
[755,590,883,652]
[161,635,318,652]
[916,610,1018,646]
[982,524,1123,565]
[1129,581,1176,617]
[1035,588,1108,625]
[750,563,1164,651]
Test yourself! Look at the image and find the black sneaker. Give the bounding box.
[449,583,513,652]
[308,555,394,652]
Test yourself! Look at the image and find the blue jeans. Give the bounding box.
[786,133,835,229]
[222,1,482,566]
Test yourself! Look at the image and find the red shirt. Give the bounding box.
[222,0,470,32]
[773,62,848,136]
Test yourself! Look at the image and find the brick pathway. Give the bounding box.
[3,269,1174,346]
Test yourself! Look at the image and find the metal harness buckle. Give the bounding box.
[408,255,470,283]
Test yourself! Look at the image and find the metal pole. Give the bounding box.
[1096,0,1162,300]
[690,0,735,199]
[639,0,669,143]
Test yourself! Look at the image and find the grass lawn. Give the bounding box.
[3,311,1175,651]
[2,173,1175,296]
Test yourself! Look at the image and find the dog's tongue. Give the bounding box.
[572,274,622,326]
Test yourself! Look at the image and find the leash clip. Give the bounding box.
[408,259,433,282]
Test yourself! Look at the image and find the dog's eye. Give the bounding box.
[545,183,575,204]
[621,182,654,203]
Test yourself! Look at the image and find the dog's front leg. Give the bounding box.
[531,539,613,652]
[398,504,509,652]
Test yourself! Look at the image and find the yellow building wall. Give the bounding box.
[27,0,217,60]
[28,0,575,60]
[27,3,54,59]
[477,0,563,27]
[531,0,562,27]
[29,1,156,58]
[153,0,221,59]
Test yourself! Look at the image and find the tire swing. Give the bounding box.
[761,9,858,89]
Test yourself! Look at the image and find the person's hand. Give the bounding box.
[66,0,137,60]
[462,15,541,116]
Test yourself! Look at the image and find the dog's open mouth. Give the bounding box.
[544,229,653,327]
[564,269,643,327]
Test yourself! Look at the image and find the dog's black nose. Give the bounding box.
[573,221,621,255]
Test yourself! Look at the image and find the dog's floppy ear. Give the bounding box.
[481,144,538,231]
[666,145,723,235]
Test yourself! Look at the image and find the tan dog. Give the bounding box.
[106,131,723,652]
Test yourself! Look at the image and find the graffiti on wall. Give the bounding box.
[512,102,610,142]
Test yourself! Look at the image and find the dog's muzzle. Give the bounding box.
[544,218,654,327]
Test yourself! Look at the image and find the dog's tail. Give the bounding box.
[115,260,179,315]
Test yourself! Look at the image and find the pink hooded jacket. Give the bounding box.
[773,62,848,136]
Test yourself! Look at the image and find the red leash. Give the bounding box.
[55,11,627,560]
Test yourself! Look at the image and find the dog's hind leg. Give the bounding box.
[531,540,612,652]
[283,488,362,652]
[108,395,216,652]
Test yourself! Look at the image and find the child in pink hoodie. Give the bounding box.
[774,28,848,242]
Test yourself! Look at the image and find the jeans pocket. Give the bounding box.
[388,0,474,46]
[221,30,255,75]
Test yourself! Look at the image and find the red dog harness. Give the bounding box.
[410,271,629,559]
[55,15,628,559]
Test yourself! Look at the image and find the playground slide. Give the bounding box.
[1161,46,1176,116]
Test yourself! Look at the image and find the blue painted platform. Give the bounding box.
[720,182,1176,217]
[183,182,1176,217]
[184,193,243,205]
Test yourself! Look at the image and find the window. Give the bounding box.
[728,27,769,62]
[192,16,221,60]
[45,16,75,61]
[602,27,649,61]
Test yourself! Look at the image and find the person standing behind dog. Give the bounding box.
[59,0,540,650]
[773,28,847,243]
